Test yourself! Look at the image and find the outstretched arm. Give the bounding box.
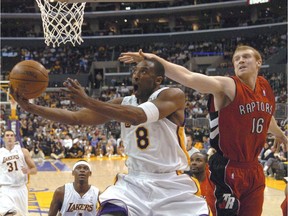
[10,86,120,125]
[66,78,185,126]
[64,78,148,125]
[119,49,234,96]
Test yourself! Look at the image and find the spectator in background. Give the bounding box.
[20,118,28,137]
[90,131,100,153]
[105,140,114,157]
[97,135,107,157]
[207,147,217,160]
[22,137,32,151]
[83,141,95,159]
[194,140,204,151]
[263,141,287,178]
[95,72,103,89]
[259,141,276,166]
[202,135,210,154]
[262,144,277,176]
[186,133,200,157]
[117,139,126,157]
[50,141,65,160]
[67,139,84,158]
[30,140,45,164]
[62,133,73,154]
[95,143,103,158]
[108,134,117,154]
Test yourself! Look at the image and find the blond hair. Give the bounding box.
[232,45,262,64]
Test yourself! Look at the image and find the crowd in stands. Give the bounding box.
[1,0,237,13]
[1,1,286,37]
[258,134,288,180]
[1,32,286,84]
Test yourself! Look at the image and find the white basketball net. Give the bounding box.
[35,0,86,47]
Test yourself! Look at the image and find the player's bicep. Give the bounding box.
[74,108,108,125]
[74,98,123,125]
[153,89,185,119]
[189,74,232,95]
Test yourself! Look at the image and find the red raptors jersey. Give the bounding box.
[209,76,275,162]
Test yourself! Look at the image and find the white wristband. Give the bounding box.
[138,101,159,123]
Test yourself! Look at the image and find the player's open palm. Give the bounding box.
[63,78,89,107]
[119,49,156,64]
[9,85,31,111]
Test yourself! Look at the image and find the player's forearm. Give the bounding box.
[269,117,286,140]
[29,167,37,175]
[27,103,79,125]
[48,206,60,216]
[82,97,146,125]
[151,54,215,93]
[152,55,192,84]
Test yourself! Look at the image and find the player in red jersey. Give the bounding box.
[119,45,287,216]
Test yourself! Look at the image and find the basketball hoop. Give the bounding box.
[35,0,86,47]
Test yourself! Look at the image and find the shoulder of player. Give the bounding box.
[257,75,272,86]
[21,147,30,154]
[257,75,267,81]
[158,87,185,100]
[215,76,235,88]
[54,185,65,198]
[90,185,100,194]
[213,76,235,99]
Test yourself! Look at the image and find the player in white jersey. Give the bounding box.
[120,87,188,173]
[12,58,210,216]
[48,160,99,216]
[0,130,37,216]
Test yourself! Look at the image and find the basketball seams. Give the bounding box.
[11,65,48,81]
[17,62,49,79]
[9,78,48,83]
[9,60,49,99]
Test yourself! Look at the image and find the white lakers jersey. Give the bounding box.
[121,87,189,173]
[60,183,99,216]
[0,144,27,186]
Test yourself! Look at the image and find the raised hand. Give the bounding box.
[9,85,31,112]
[63,78,89,107]
[118,49,155,64]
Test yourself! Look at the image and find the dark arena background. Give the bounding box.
[0,0,287,215]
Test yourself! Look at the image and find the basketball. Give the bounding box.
[9,60,49,99]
